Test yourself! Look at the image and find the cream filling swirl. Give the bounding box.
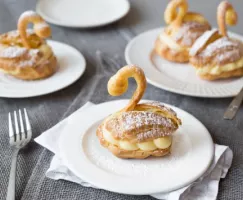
[196,57,243,75]
[103,127,172,151]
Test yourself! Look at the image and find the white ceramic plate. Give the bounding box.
[0,40,86,98]
[59,100,214,195]
[36,0,130,28]
[125,28,243,98]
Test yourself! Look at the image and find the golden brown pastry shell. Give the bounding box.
[0,31,57,80]
[189,48,243,67]
[0,54,57,80]
[96,101,181,159]
[189,36,243,80]
[105,102,181,143]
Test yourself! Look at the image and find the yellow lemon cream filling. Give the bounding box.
[196,57,243,75]
[103,128,172,151]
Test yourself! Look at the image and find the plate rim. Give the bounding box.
[36,0,130,28]
[125,27,243,98]
[0,40,86,98]
[58,99,214,195]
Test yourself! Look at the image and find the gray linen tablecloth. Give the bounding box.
[0,0,243,199]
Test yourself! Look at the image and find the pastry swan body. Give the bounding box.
[0,11,57,80]
[97,65,181,159]
[154,0,211,63]
[189,1,243,80]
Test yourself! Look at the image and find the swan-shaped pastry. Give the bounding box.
[154,0,211,63]
[96,65,181,159]
[0,11,57,80]
[189,1,243,80]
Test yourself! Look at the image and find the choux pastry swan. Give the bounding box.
[154,0,211,63]
[96,65,181,159]
[0,10,57,80]
[189,1,243,80]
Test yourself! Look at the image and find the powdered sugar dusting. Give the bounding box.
[0,46,40,68]
[106,111,177,140]
[7,31,20,38]
[189,29,218,56]
[121,111,175,132]
[202,37,239,57]
[7,29,35,38]
[19,11,38,20]
[136,128,172,142]
[0,47,27,58]
[35,23,49,30]
[218,49,241,63]
[173,21,210,47]
[18,57,36,68]
[140,101,177,116]
[0,46,39,59]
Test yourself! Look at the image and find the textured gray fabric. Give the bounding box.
[0,0,243,199]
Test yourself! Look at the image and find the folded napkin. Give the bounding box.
[35,102,233,200]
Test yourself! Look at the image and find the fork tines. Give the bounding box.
[8,109,32,144]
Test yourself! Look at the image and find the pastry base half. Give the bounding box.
[96,124,171,159]
[196,67,243,80]
[0,55,57,80]
[154,38,189,63]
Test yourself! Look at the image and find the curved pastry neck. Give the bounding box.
[217,1,237,37]
[165,0,188,27]
[18,11,50,49]
[120,66,147,112]
[107,65,147,112]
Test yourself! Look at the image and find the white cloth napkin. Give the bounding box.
[35,102,233,200]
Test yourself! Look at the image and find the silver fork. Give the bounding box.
[6,109,32,200]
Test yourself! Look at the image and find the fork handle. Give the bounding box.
[6,149,19,200]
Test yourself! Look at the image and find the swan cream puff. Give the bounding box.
[189,1,243,80]
[154,0,211,63]
[0,11,57,80]
[96,65,181,159]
